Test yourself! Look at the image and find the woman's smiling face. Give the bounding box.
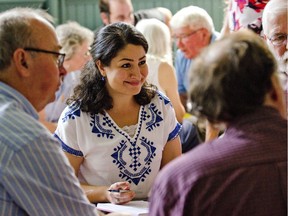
[101,44,148,97]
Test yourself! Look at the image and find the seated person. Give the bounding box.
[54,22,181,204]
[149,29,287,215]
[170,5,221,141]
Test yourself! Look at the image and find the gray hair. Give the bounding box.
[0,7,53,70]
[56,21,94,60]
[170,5,215,33]
[262,0,287,35]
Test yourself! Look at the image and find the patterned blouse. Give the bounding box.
[54,91,181,199]
[228,0,269,35]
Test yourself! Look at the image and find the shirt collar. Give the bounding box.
[0,81,38,120]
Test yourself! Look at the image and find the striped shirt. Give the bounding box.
[0,82,97,215]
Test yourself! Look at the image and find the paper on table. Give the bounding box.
[96,200,148,216]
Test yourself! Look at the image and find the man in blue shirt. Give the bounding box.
[170,6,220,110]
[0,7,98,215]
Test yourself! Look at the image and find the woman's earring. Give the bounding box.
[101,76,105,81]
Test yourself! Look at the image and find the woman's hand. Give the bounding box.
[107,181,135,204]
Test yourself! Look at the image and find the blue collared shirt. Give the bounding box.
[175,31,220,93]
[0,82,97,215]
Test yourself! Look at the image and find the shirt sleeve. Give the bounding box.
[54,104,84,157]
[2,135,98,216]
[156,91,182,142]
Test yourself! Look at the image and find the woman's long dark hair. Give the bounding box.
[67,22,157,114]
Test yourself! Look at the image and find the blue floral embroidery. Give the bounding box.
[62,103,81,122]
[90,114,115,139]
[146,103,163,131]
[157,91,172,106]
[111,137,156,185]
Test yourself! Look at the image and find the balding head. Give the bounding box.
[0,8,54,70]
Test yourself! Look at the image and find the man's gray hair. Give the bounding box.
[262,0,287,35]
[170,5,215,33]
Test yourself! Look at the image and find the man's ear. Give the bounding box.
[100,12,110,25]
[264,74,286,119]
[13,49,31,77]
[200,28,210,44]
[95,60,106,76]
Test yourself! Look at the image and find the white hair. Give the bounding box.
[262,0,287,35]
[170,5,215,33]
[136,18,172,63]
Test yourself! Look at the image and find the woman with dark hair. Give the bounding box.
[54,22,181,204]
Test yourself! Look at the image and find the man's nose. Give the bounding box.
[59,65,67,77]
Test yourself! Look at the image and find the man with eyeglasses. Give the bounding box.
[262,0,287,118]
[170,6,220,142]
[170,6,220,112]
[0,7,99,215]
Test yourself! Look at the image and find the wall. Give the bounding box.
[0,0,225,32]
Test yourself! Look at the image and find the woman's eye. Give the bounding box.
[139,60,146,66]
[122,63,131,68]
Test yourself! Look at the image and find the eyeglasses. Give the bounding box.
[173,28,202,41]
[268,33,288,46]
[24,47,66,68]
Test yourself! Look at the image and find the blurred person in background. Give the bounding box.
[262,0,287,118]
[170,5,219,110]
[136,18,201,152]
[97,0,172,28]
[170,5,220,141]
[39,21,94,132]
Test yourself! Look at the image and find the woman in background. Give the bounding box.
[136,18,201,152]
[39,21,94,132]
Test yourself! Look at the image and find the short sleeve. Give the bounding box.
[154,91,182,142]
[54,103,84,157]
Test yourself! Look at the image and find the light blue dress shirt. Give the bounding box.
[0,82,97,215]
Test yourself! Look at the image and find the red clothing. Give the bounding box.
[149,106,287,216]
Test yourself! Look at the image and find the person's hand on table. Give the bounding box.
[107,181,135,204]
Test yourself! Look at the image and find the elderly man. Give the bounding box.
[149,29,287,215]
[0,7,98,215]
[170,5,220,110]
[262,0,287,117]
